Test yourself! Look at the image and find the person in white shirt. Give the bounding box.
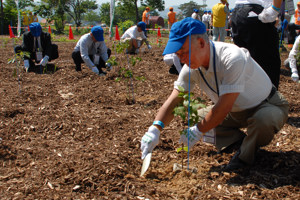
[121,22,151,54]
[202,10,210,34]
[284,35,300,82]
[72,26,111,76]
[191,9,201,21]
[231,0,283,89]
[140,18,289,171]
[163,53,183,75]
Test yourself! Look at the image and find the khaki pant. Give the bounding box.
[198,91,289,164]
[121,38,148,54]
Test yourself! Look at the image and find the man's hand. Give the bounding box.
[147,44,152,50]
[258,6,279,23]
[140,126,160,159]
[291,72,299,82]
[105,62,112,71]
[92,66,99,75]
[40,55,49,67]
[179,125,203,148]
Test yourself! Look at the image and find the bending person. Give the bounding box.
[121,22,151,54]
[72,26,112,76]
[14,22,59,72]
[140,18,289,171]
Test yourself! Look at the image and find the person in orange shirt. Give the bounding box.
[142,7,150,25]
[168,7,177,30]
[295,2,300,26]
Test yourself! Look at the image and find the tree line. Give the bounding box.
[0,0,205,35]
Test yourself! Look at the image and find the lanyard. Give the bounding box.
[197,41,219,96]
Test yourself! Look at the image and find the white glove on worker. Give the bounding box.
[141,125,160,159]
[179,125,203,149]
[147,44,152,50]
[291,70,299,82]
[24,59,30,71]
[258,6,279,23]
[91,66,99,75]
[105,62,112,71]
[40,55,49,67]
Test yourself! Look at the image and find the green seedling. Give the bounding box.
[173,86,206,168]
[8,51,31,93]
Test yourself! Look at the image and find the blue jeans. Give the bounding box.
[212,26,226,42]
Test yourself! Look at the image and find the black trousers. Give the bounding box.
[14,44,59,68]
[72,48,111,71]
[287,23,300,44]
[231,4,281,89]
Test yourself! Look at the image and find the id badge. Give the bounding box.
[94,55,100,65]
[203,129,216,145]
[36,52,43,62]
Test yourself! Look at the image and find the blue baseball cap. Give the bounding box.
[162,17,206,55]
[91,26,104,41]
[193,9,199,13]
[29,22,42,37]
[137,21,146,32]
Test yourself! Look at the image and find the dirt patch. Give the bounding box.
[0,35,299,199]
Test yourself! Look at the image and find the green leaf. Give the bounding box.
[176,147,182,153]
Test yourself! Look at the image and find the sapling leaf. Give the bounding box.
[176,146,188,153]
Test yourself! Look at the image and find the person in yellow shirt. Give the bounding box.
[142,7,150,25]
[211,0,229,41]
[168,7,177,30]
[22,12,29,27]
[28,12,34,24]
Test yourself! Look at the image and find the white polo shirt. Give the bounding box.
[174,41,272,112]
[121,26,147,40]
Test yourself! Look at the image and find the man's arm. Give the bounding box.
[273,0,282,9]
[197,93,239,132]
[153,88,183,131]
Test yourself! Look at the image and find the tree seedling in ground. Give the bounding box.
[8,51,31,93]
[173,86,206,170]
[112,40,145,104]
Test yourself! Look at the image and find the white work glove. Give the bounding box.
[141,125,160,159]
[91,66,99,75]
[179,125,203,149]
[105,62,112,71]
[40,55,49,67]
[24,59,30,71]
[147,44,152,50]
[291,71,299,82]
[258,6,279,23]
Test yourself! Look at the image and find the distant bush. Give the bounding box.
[117,20,135,35]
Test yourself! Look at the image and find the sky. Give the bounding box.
[96,0,236,10]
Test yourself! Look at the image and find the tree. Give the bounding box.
[35,0,69,33]
[83,10,101,25]
[117,0,165,23]
[178,1,204,18]
[0,0,34,34]
[65,0,98,28]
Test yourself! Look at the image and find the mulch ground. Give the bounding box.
[0,34,299,199]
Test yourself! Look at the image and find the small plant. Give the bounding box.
[8,51,31,93]
[173,86,206,168]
